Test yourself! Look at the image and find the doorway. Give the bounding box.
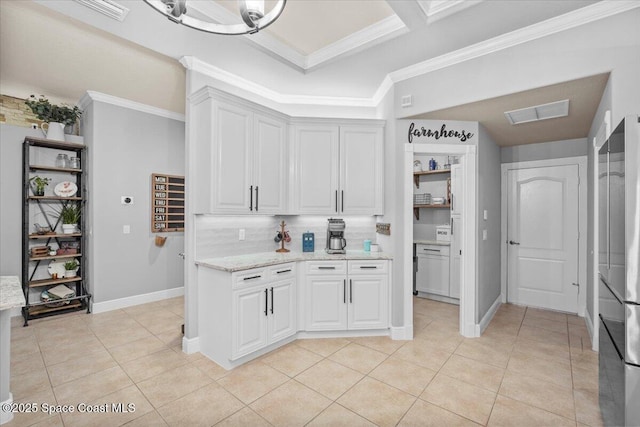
[501,157,587,316]
[404,144,478,338]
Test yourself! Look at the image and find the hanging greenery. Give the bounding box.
[25,95,82,126]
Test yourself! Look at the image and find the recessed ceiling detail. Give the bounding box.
[504,99,569,125]
[74,0,129,21]
[417,0,483,23]
[188,0,406,71]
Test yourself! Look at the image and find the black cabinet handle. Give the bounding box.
[270,287,274,314]
[349,279,353,303]
[335,190,338,213]
[343,279,346,304]
[255,186,259,212]
[244,275,262,281]
[264,288,268,316]
[359,266,377,269]
[276,269,291,274]
[341,190,344,212]
[249,185,253,211]
[423,248,441,252]
[318,266,336,270]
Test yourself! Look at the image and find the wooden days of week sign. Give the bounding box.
[151,173,185,232]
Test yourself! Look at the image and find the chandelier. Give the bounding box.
[144,0,287,35]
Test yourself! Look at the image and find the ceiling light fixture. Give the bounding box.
[504,99,570,125]
[144,0,287,35]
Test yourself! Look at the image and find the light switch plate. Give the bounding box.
[483,229,487,240]
[123,225,130,234]
[239,229,245,241]
[484,210,488,220]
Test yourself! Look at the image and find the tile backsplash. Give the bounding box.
[196,215,377,259]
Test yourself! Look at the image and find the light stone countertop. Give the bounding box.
[414,239,450,246]
[197,250,393,272]
[1,276,26,311]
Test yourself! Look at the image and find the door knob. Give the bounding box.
[508,240,520,245]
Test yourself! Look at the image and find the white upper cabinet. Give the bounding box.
[253,113,287,214]
[340,126,384,215]
[293,125,340,214]
[212,101,253,213]
[293,122,384,215]
[190,90,288,214]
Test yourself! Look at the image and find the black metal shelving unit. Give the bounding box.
[22,136,91,325]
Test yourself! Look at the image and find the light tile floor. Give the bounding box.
[7,296,602,427]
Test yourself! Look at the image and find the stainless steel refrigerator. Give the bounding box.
[598,115,640,427]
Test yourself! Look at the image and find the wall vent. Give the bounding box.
[504,99,569,125]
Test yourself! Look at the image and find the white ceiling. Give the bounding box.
[3,0,637,146]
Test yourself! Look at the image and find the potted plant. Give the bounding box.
[63,260,79,278]
[25,95,82,141]
[57,204,82,234]
[29,176,51,196]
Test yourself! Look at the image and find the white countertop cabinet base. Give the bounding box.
[305,260,389,332]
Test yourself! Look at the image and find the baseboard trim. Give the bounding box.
[182,336,200,354]
[390,325,413,340]
[92,287,184,314]
[476,295,502,335]
[585,310,598,352]
[0,393,14,424]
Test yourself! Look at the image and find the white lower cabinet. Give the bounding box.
[198,263,296,369]
[416,244,450,296]
[232,278,296,360]
[305,260,389,332]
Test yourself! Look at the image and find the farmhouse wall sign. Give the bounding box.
[407,122,475,144]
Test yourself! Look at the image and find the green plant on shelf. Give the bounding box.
[64,260,79,270]
[57,204,82,225]
[29,176,51,196]
[25,95,82,126]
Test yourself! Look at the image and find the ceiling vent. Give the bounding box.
[74,0,130,22]
[504,99,569,125]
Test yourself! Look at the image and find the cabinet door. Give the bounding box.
[348,276,388,330]
[212,102,253,213]
[305,275,347,331]
[293,125,339,214]
[449,216,462,299]
[451,164,463,215]
[339,126,384,215]
[232,286,268,359]
[267,279,296,343]
[254,113,287,214]
[416,255,450,296]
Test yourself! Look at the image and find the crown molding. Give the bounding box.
[305,15,408,70]
[421,0,483,23]
[180,56,376,108]
[183,1,638,112]
[78,91,185,121]
[188,1,406,71]
[389,0,640,84]
[74,0,129,21]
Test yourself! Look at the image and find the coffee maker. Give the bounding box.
[326,218,346,254]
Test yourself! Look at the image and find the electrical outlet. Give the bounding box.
[123,225,131,234]
[239,229,245,241]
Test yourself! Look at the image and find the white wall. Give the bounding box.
[84,100,185,304]
[476,125,501,322]
[501,138,588,163]
[394,9,640,121]
[0,125,43,276]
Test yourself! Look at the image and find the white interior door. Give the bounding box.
[507,165,579,313]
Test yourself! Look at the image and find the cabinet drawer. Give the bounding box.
[416,244,450,257]
[268,263,296,280]
[233,267,267,289]
[348,260,388,275]
[306,261,347,275]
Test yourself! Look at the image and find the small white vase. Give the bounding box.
[41,122,66,141]
[64,270,76,278]
[62,224,77,234]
